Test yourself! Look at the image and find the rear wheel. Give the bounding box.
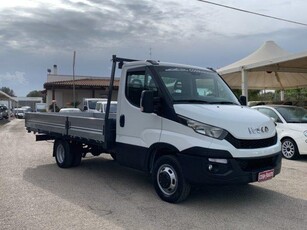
[152,155,191,203]
[54,140,74,168]
[281,138,299,160]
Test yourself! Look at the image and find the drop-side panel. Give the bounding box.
[25,113,67,135]
[68,116,104,142]
[25,112,105,143]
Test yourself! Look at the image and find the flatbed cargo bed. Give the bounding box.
[25,112,114,143]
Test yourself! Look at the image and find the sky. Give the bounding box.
[1,0,307,96]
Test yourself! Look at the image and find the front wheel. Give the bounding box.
[152,155,191,203]
[281,138,299,160]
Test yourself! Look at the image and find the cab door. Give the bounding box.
[116,66,162,170]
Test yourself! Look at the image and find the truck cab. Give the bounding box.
[115,59,281,202]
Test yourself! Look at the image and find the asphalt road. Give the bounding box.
[1,119,306,230]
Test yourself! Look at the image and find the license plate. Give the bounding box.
[258,169,274,182]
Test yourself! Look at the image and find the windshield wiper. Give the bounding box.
[210,101,238,105]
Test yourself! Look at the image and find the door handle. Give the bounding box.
[120,114,125,127]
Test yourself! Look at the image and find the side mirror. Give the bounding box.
[239,95,247,106]
[83,106,88,111]
[140,90,154,113]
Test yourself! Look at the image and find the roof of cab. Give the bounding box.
[122,60,212,72]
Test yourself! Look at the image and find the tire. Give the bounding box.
[281,138,299,160]
[152,155,191,203]
[53,140,74,168]
[71,143,82,167]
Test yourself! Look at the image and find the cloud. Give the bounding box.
[1,0,304,63]
[1,0,306,55]
[0,0,307,96]
[0,72,27,84]
[0,0,214,55]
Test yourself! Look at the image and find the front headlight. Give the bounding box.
[182,117,228,140]
[303,130,307,137]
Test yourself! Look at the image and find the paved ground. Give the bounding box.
[0,119,306,230]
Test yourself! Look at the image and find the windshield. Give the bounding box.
[88,100,99,110]
[275,106,307,123]
[156,66,239,104]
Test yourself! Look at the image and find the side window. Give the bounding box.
[126,70,159,107]
[126,71,145,107]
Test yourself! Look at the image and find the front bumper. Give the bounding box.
[178,147,282,184]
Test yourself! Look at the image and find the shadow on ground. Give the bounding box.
[22,155,306,230]
[0,119,10,126]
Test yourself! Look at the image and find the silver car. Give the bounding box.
[0,105,9,119]
[14,108,26,119]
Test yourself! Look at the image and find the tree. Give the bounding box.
[232,89,261,101]
[284,88,307,101]
[0,87,15,96]
[27,90,43,97]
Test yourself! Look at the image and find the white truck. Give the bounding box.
[95,101,117,114]
[25,55,282,203]
[35,103,47,112]
[82,98,107,112]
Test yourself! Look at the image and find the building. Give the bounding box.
[12,97,43,110]
[0,97,43,111]
[44,66,119,110]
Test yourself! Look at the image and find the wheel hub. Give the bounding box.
[282,140,295,158]
[157,165,178,196]
[56,144,65,163]
[159,171,171,188]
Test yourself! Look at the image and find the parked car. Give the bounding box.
[0,105,9,119]
[21,106,33,112]
[252,105,307,159]
[95,101,117,114]
[14,108,26,119]
[59,108,82,113]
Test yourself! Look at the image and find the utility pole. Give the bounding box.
[73,51,76,107]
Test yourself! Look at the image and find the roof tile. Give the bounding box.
[44,78,119,88]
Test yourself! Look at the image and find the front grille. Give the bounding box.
[225,133,277,149]
[237,154,280,171]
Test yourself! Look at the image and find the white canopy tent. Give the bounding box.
[217,41,307,102]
